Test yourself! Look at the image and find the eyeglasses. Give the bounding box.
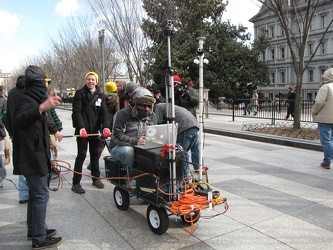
[138,104,152,109]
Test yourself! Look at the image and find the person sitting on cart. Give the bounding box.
[154,103,200,178]
[109,87,157,185]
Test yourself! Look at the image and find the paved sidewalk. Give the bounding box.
[1,108,330,250]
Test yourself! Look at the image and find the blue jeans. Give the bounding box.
[177,127,199,177]
[190,133,201,170]
[19,175,29,201]
[25,174,49,245]
[110,145,135,176]
[243,104,250,114]
[319,123,333,164]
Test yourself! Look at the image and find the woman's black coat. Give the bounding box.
[72,85,110,135]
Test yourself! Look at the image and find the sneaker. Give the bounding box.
[321,162,330,169]
[71,184,85,194]
[92,179,105,189]
[32,236,63,249]
[19,200,28,204]
[27,229,57,240]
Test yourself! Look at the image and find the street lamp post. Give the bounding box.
[196,36,206,181]
[98,29,105,91]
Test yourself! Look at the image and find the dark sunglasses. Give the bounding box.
[138,104,152,109]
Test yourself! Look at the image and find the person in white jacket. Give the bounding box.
[312,68,333,169]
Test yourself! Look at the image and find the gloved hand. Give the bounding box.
[103,128,111,138]
[80,128,88,138]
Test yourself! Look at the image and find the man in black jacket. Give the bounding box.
[13,65,62,249]
[6,75,30,204]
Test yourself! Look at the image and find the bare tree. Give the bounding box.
[45,15,122,93]
[255,0,333,128]
[88,0,159,86]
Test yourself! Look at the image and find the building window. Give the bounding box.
[321,41,327,54]
[271,72,275,83]
[321,15,328,28]
[280,48,285,59]
[262,51,266,61]
[308,43,313,55]
[271,49,275,60]
[307,93,313,101]
[280,72,285,84]
[308,70,314,83]
[270,26,275,37]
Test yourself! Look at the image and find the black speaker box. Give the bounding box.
[134,146,185,188]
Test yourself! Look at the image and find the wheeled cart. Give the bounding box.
[104,145,228,235]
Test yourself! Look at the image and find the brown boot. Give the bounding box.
[71,184,85,194]
[92,179,105,189]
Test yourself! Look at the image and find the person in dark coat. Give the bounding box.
[173,74,199,118]
[116,80,130,109]
[6,75,25,137]
[109,87,157,185]
[242,90,251,115]
[153,89,166,104]
[87,81,119,171]
[6,75,30,203]
[284,86,296,120]
[12,65,63,248]
[71,72,111,193]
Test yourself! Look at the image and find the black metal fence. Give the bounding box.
[206,98,315,124]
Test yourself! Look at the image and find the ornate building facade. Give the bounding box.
[250,0,333,99]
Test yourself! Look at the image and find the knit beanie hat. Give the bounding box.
[173,74,181,84]
[188,81,193,87]
[125,81,139,93]
[322,68,333,84]
[85,72,99,83]
[105,81,117,94]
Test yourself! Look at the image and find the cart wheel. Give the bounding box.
[181,210,201,224]
[113,187,130,210]
[146,205,169,235]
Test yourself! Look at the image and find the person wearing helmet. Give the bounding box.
[109,87,157,185]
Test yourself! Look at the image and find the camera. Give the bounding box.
[166,20,173,26]
[180,84,189,94]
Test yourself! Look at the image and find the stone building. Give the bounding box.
[249,0,333,100]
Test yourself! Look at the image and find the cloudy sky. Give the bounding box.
[0,0,261,73]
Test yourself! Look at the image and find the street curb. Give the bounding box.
[204,127,323,152]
